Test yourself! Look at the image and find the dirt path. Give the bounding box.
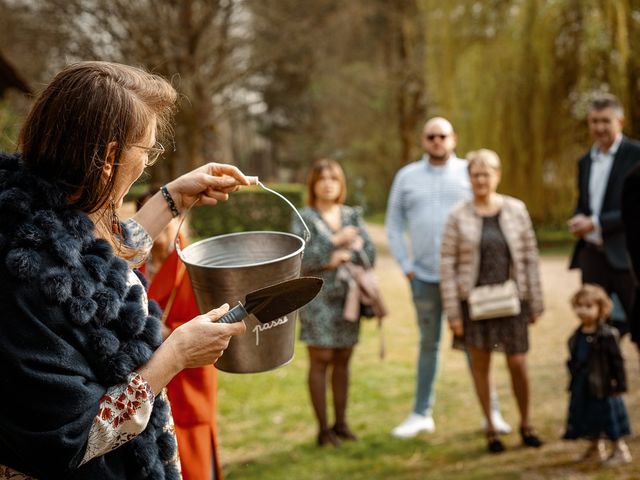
[365,221,639,479]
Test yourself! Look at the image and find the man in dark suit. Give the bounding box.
[569,94,640,335]
[622,163,640,346]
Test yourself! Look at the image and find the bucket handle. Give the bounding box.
[174,197,198,263]
[256,180,310,244]
[174,178,311,262]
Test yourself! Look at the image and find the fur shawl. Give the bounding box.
[0,153,179,479]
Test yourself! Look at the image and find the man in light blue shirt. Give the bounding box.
[386,117,509,438]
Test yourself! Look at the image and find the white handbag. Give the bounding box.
[468,279,521,321]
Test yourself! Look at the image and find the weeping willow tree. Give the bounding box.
[4,0,639,221]
[422,0,640,224]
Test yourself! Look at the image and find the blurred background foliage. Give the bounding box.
[189,184,305,238]
[1,0,640,229]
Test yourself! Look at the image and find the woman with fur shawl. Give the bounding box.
[0,62,252,479]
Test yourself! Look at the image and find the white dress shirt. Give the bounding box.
[585,135,622,245]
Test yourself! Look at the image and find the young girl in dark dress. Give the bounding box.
[564,284,632,465]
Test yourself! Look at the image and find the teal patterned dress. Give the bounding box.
[292,206,376,348]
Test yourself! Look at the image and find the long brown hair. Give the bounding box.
[19,61,177,259]
[305,158,347,206]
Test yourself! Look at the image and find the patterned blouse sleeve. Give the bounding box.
[120,218,154,264]
[79,372,155,466]
[351,207,376,268]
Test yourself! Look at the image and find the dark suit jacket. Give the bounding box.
[570,137,640,271]
[622,162,640,343]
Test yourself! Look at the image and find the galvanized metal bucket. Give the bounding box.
[176,182,310,373]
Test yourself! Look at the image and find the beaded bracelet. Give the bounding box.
[160,185,180,218]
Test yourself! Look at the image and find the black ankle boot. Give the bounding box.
[520,426,543,448]
[317,428,342,447]
[486,431,506,454]
[332,423,358,441]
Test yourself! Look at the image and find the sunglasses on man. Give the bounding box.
[425,134,449,141]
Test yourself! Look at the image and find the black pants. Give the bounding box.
[579,245,636,336]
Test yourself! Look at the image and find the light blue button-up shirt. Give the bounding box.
[385,155,471,282]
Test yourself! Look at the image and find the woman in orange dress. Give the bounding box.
[139,190,223,480]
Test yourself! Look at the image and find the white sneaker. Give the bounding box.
[391,414,435,438]
[576,440,607,463]
[603,444,632,466]
[481,411,512,434]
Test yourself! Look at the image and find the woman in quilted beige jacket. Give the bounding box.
[440,149,544,453]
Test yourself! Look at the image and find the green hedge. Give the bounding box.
[189,183,305,238]
[123,180,151,204]
[534,224,574,254]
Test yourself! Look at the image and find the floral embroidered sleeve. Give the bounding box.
[79,372,155,465]
[120,218,154,265]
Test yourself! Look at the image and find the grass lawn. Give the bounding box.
[215,225,640,479]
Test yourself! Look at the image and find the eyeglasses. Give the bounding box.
[131,142,166,166]
[425,134,449,141]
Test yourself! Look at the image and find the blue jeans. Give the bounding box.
[410,279,443,416]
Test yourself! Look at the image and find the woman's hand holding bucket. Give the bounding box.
[170,303,247,368]
[165,162,258,210]
[139,304,246,394]
[135,163,257,241]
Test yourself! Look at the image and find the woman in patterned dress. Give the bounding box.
[440,149,544,453]
[293,159,376,447]
[0,61,251,479]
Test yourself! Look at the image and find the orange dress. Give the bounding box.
[143,238,223,480]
